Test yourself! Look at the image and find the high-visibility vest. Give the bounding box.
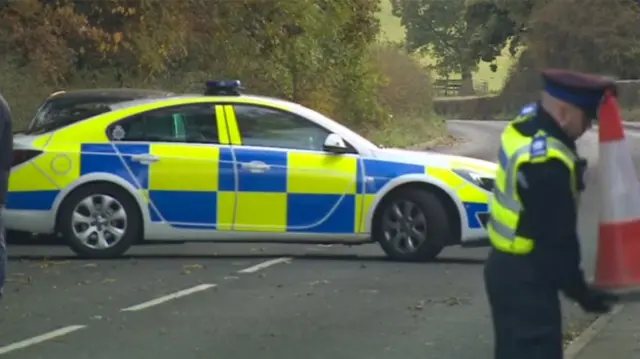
[488,114,579,255]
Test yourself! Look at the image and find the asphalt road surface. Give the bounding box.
[1,120,638,359]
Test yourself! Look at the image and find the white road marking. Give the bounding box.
[120,283,217,312]
[237,257,292,274]
[0,325,87,355]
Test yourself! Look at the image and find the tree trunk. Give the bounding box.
[459,69,476,96]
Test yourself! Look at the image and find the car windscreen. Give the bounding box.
[24,98,117,135]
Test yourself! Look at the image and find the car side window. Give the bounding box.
[109,104,219,144]
[233,104,330,151]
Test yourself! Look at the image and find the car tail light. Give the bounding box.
[12,149,42,167]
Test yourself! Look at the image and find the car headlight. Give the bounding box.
[452,169,495,191]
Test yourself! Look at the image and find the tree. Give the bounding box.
[465,0,640,77]
[0,0,106,83]
[527,0,640,77]
[391,0,480,94]
[464,0,529,71]
[1,0,389,128]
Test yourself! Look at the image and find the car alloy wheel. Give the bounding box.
[381,199,428,254]
[71,194,128,250]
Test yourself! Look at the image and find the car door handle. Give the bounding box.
[241,161,270,173]
[130,154,160,164]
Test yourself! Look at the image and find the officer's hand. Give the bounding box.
[578,287,619,314]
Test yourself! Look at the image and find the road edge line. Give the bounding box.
[563,304,624,359]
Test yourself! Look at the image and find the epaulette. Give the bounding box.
[519,103,538,116]
[530,135,548,158]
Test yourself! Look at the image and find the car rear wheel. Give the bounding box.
[58,184,141,258]
[373,188,448,261]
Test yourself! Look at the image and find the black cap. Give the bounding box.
[542,69,616,118]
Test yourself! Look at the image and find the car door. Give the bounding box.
[107,102,235,229]
[225,103,360,234]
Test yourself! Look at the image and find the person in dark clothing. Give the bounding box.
[484,69,620,359]
[0,91,12,300]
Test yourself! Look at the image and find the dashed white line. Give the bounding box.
[237,257,292,274]
[120,283,217,312]
[0,325,87,355]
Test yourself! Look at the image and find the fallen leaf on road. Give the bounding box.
[441,296,470,306]
[182,263,205,275]
[563,325,584,345]
[32,259,71,269]
[409,300,426,311]
[183,264,204,270]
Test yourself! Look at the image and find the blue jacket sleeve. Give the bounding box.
[517,159,589,299]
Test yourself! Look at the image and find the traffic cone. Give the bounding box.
[595,89,640,290]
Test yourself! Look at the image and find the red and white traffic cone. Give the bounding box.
[595,89,640,290]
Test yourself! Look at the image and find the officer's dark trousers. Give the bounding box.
[0,211,5,301]
[484,249,563,359]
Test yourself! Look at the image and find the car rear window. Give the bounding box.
[25,98,115,135]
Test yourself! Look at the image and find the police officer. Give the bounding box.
[484,69,620,359]
[0,90,12,300]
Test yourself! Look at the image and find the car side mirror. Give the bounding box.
[323,133,350,154]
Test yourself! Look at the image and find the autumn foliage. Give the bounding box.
[0,0,437,138]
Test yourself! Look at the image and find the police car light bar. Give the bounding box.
[204,80,243,96]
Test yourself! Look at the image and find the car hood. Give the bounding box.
[372,148,497,176]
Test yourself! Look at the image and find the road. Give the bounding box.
[0,120,637,359]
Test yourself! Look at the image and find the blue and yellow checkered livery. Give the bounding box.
[6,95,491,236]
[7,141,490,234]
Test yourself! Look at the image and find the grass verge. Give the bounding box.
[362,114,452,149]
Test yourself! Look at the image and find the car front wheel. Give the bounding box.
[374,188,448,261]
[58,184,141,258]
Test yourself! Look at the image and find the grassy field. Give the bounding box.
[377,0,515,93]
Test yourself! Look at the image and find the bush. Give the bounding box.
[366,42,444,147]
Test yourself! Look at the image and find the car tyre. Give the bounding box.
[58,183,141,258]
[373,188,448,262]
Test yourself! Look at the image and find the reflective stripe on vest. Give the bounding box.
[488,117,578,255]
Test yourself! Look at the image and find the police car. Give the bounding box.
[7,80,496,261]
